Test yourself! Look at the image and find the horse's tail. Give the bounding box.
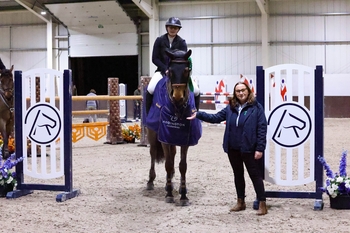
[147,127,165,163]
[154,140,165,163]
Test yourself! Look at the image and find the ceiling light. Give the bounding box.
[41,11,46,15]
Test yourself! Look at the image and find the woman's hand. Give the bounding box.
[186,112,197,120]
[254,151,263,160]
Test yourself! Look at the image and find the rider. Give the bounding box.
[146,17,200,113]
[0,58,6,70]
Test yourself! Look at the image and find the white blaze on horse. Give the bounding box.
[145,49,202,206]
[0,65,14,159]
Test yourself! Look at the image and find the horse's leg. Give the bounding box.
[162,144,176,203]
[165,146,175,191]
[0,120,9,160]
[179,146,190,206]
[146,128,166,190]
[4,118,14,159]
[147,153,156,190]
[2,133,9,160]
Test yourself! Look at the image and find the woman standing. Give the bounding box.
[85,89,99,123]
[187,81,268,215]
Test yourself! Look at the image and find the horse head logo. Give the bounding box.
[215,80,225,93]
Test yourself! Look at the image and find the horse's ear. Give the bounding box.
[184,49,192,60]
[165,49,175,60]
[10,65,14,72]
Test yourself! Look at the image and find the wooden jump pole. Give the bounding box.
[72,110,109,115]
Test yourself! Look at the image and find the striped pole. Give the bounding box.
[201,100,229,104]
[200,92,232,96]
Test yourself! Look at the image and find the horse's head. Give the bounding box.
[0,65,14,100]
[165,49,192,104]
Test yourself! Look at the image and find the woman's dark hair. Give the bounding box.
[229,81,255,107]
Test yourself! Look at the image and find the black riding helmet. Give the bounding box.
[165,17,182,28]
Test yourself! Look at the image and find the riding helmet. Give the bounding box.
[165,17,182,28]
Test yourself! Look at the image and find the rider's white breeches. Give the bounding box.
[147,71,200,96]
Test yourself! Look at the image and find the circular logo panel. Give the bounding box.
[24,103,62,144]
[268,103,312,148]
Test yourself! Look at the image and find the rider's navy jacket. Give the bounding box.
[0,58,5,70]
[196,101,267,154]
[152,33,187,74]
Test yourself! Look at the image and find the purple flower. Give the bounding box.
[346,187,350,194]
[339,150,347,177]
[319,151,350,197]
[338,182,347,193]
[317,155,334,178]
[0,153,23,187]
[1,169,8,178]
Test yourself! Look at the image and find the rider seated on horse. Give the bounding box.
[146,17,200,114]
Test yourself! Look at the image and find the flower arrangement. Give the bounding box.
[318,150,350,198]
[0,153,23,190]
[122,123,141,142]
[0,135,15,154]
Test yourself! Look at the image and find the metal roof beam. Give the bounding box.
[255,0,268,15]
[132,0,153,18]
[14,0,51,23]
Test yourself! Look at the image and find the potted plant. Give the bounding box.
[318,150,350,209]
[0,153,24,197]
[122,123,141,143]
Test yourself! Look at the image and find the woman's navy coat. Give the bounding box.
[196,101,267,154]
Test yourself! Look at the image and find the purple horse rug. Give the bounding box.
[146,77,202,146]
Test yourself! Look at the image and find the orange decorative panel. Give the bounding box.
[72,125,85,143]
[72,122,109,143]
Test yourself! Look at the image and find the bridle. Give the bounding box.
[168,58,190,88]
[0,72,14,112]
[167,58,191,118]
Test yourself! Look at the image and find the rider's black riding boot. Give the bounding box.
[146,91,153,115]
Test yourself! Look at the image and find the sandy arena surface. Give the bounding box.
[1,118,350,233]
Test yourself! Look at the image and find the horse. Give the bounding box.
[0,65,14,160]
[145,49,202,206]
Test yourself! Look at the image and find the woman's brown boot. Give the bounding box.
[256,201,268,215]
[230,198,246,212]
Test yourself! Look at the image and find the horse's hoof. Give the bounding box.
[177,199,190,206]
[165,196,175,203]
[146,182,154,190]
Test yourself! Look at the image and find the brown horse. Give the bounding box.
[0,65,14,160]
[145,49,202,206]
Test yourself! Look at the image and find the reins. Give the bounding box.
[167,58,190,119]
[0,92,14,112]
